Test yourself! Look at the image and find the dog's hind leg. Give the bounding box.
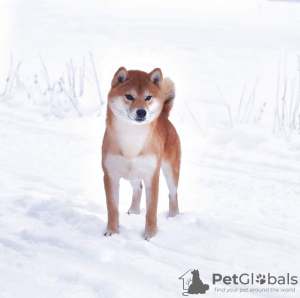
[128,180,143,214]
[162,160,179,217]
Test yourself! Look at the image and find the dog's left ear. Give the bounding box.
[149,68,163,86]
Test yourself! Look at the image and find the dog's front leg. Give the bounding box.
[104,173,120,236]
[144,170,159,240]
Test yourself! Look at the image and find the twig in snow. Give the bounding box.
[241,77,259,123]
[217,86,233,128]
[79,57,85,97]
[183,100,203,132]
[0,53,14,97]
[7,61,22,93]
[39,53,51,91]
[89,52,104,106]
[275,54,281,131]
[255,102,266,124]
[236,83,247,122]
[58,80,82,117]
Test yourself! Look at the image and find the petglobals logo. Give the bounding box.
[178,271,298,296]
[212,273,298,286]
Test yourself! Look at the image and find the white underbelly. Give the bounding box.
[104,154,158,181]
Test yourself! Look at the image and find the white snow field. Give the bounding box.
[1,0,300,297]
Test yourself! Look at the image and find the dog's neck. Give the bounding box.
[107,108,155,158]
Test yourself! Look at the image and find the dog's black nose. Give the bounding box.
[136,109,147,118]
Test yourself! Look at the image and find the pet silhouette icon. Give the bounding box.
[179,269,209,295]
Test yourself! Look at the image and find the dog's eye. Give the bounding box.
[145,96,152,101]
[125,94,134,100]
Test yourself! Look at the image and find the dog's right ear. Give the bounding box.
[112,67,129,87]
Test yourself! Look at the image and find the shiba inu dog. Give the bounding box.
[102,67,181,240]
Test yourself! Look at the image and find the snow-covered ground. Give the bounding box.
[1,0,300,297]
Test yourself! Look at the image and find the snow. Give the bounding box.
[1,0,300,297]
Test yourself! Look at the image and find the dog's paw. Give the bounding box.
[168,205,179,217]
[168,209,179,217]
[103,226,118,237]
[144,227,157,241]
[128,207,140,215]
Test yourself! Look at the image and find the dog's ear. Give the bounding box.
[112,67,129,87]
[149,68,163,86]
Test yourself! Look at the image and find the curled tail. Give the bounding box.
[161,77,175,118]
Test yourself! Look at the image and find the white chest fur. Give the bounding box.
[113,120,151,157]
[104,154,157,181]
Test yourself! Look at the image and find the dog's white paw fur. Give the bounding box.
[128,207,140,215]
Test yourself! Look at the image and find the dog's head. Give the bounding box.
[108,67,164,124]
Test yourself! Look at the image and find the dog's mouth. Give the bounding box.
[135,117,146,123]
[128,115,146,123]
